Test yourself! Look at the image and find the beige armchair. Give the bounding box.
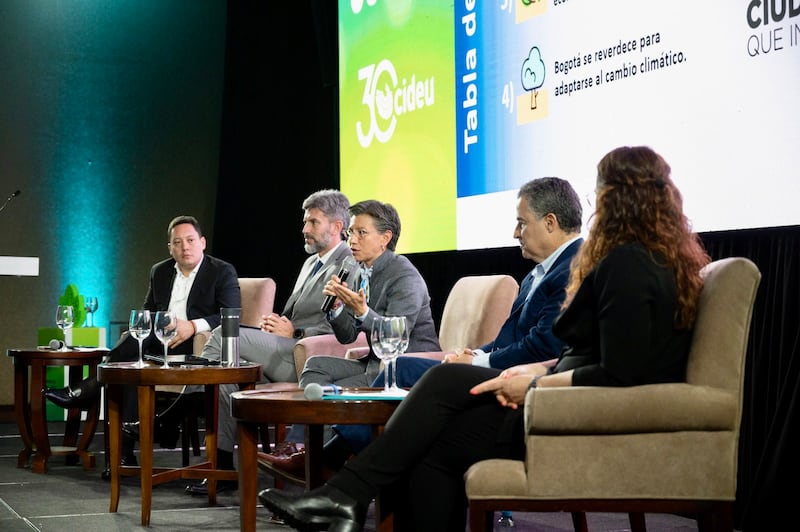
[190,277,277,353]
[381,274,520,363]
[465,257,761,532]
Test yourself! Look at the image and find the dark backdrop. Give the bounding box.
[213,2,798,529]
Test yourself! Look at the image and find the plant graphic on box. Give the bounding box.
[58,284,88,327]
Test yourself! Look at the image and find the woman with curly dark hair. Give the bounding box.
[259,146,711,532]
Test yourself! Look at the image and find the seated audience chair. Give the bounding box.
[464,257,761,532]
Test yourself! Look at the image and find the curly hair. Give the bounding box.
[565,146,710,329]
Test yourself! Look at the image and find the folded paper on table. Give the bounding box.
[322,389,408,401]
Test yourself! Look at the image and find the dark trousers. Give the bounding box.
[327,363,525,532]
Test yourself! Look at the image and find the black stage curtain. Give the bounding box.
[698,226,800,529]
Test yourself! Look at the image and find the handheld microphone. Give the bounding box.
[49,339,65,350]
[0,189,21,214]
[320,256,358,313]
[303,382,342,400]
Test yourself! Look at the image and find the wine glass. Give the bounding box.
[84,296,99,327]
[381,316,407,392]
[388,316,409,391]
[55,305,74,351]
[129,309,152,368]
[371,317,394,392]
[154,310,177,369]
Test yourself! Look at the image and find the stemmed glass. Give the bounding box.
[154,310,177,369]
[129,309,152,368]
[84,296,99,327]
[55,305,74,351]
[381,316,407,392]
[389,316,409,391]
[371,317,395,392]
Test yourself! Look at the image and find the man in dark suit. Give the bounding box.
[322,177,584,465]
[44,215,240,464]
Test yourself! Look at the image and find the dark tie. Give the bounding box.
[301,259,323,289]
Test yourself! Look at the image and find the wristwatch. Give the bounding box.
[293,328,305,339]
[528,374,544,390]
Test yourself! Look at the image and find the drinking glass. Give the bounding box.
[84,296,99,327]
[382,316,407,391]
[371,317,394,392]
[388,316,409,391]
[55,305,74,351]
[129,309,152,368]
[154,310,177,369]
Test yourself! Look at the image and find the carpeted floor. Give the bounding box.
[0,420,708,531]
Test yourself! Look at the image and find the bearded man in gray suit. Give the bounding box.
[201,189,352,382]
[186,188,352,495]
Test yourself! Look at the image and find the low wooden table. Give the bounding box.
[231,388,402,532]
[99,361,261,526]
[7,347,105,474]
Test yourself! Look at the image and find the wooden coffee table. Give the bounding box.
[7,347,105,474]
[99,361,261,526]
[231,388,402,532]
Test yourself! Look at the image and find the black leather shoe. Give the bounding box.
[43,378,100,409]
[43,386,94,409]
[122,417,181,449]
[122,421,141,440]
[121,453,138,467]
[185,478,237,496]
[258,484,367,532]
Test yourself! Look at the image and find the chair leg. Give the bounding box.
[189,415,200,456]
[259,424,271,452]
[181,417,190,467]
[629,512,647,532]
[571,512,589,532]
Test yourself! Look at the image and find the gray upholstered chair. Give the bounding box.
[465,257,761,532]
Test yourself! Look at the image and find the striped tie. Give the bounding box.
[359,266,372,302]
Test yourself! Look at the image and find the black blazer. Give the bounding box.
[552,243,692,386]
[143,254,240,330]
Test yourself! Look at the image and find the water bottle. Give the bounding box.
[496,510,515,528]
[220,307,241,367]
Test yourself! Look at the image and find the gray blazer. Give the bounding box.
[282,242,354,338]
[329,249,440,355]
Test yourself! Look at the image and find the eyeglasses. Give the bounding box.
[168,237,199,248]
[345,228,374,240]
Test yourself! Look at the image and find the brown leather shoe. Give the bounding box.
[258,448,306,478]
[265,441,299,458]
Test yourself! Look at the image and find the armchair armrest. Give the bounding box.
[403,351,447,361]
[525,383,737,435]
[293,332,368,380]
[344,346,371,360]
